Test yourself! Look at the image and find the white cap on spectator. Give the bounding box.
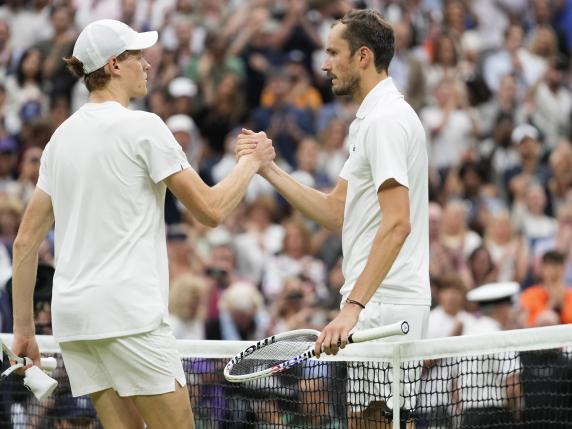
[73,19,158,74]
[168,77,197,98]
[467,281,519,306]
[166,114,196,134]
[511,123,539,145]
[206,227,233,247]
[219,282,263,314]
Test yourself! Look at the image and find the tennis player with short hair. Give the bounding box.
[237,9,430,427]
[11,20,273,429]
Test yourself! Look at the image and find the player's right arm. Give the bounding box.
[260,162,346,231]
[236,130,346,231]
[165,135,275,227]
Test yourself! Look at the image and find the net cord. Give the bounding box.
[3,324,572,429]
[6,323,572,362]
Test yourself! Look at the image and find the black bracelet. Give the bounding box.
[345,298,366,309]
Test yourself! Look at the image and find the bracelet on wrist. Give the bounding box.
[345,298,366,309]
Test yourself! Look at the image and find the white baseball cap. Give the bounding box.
[73,19,158,74]
[467,281,520,306]
[168,77,197,98]
[511,123,539,145]
[166,114,196,134]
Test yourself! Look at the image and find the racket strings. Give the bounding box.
[229,334,318,376]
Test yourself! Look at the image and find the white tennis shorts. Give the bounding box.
[59,323,186,397]
[346,301,430,412]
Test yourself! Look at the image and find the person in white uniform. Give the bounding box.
[236,9,430,427]
[10,19,274,429]
[459,282,521,429]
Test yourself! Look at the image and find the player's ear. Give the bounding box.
[107,57,120,75]
[358,47,371,68]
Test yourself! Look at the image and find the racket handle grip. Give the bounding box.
[40,357,57,372]
[348,320,409,344]
[20,357,57,372]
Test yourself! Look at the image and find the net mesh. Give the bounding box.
[1,328,572,428]
[228,333,318,376]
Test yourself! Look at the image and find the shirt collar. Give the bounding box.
[355,77,399,119]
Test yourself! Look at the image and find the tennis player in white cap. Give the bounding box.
[10,19,273,429]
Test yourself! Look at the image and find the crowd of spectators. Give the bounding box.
[0,3,567,428]
[0,0,568,356]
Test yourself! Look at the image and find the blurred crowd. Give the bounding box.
[0,0,568,354]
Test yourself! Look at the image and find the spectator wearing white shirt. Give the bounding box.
[469,0,521,52]
[234,196,284,285]
[0,0,51,54]
[483,23,546,94]
[74,0,121,30]
[440,199,482,260]
[460,282,521,428]
[262,220,326,301]
[421,78,478,179]
[512,181,557,245]
[525,55,572,149]
[424,33,461,101]
[428,274,476,339]
[420,274,476,427]
[484,210,529,284]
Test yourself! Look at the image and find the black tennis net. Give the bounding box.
[1,325,572,428]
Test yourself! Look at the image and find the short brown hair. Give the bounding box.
[438,273,467,294]
[336,9,394,72]
[63,50,140,92]
[542,250,565,265]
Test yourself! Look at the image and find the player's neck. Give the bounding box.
[89,84,130,107]
[354,70,389,104]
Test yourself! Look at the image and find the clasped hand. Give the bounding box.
[235,128,275,171]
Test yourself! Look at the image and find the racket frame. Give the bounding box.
[224,328,320,383]
[224,321,409,383]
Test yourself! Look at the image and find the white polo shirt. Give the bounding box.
[37,101,190,342]
[339,78,430,306]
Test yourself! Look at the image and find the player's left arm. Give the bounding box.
[12,189,54,366]
[315,181,410,356]
[347,181,410,304]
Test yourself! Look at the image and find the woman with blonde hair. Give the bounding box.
[484,209,529,284]
[168,273,209,340]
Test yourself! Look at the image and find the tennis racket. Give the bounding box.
[1,342,58,401]
[224,320,409,383]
